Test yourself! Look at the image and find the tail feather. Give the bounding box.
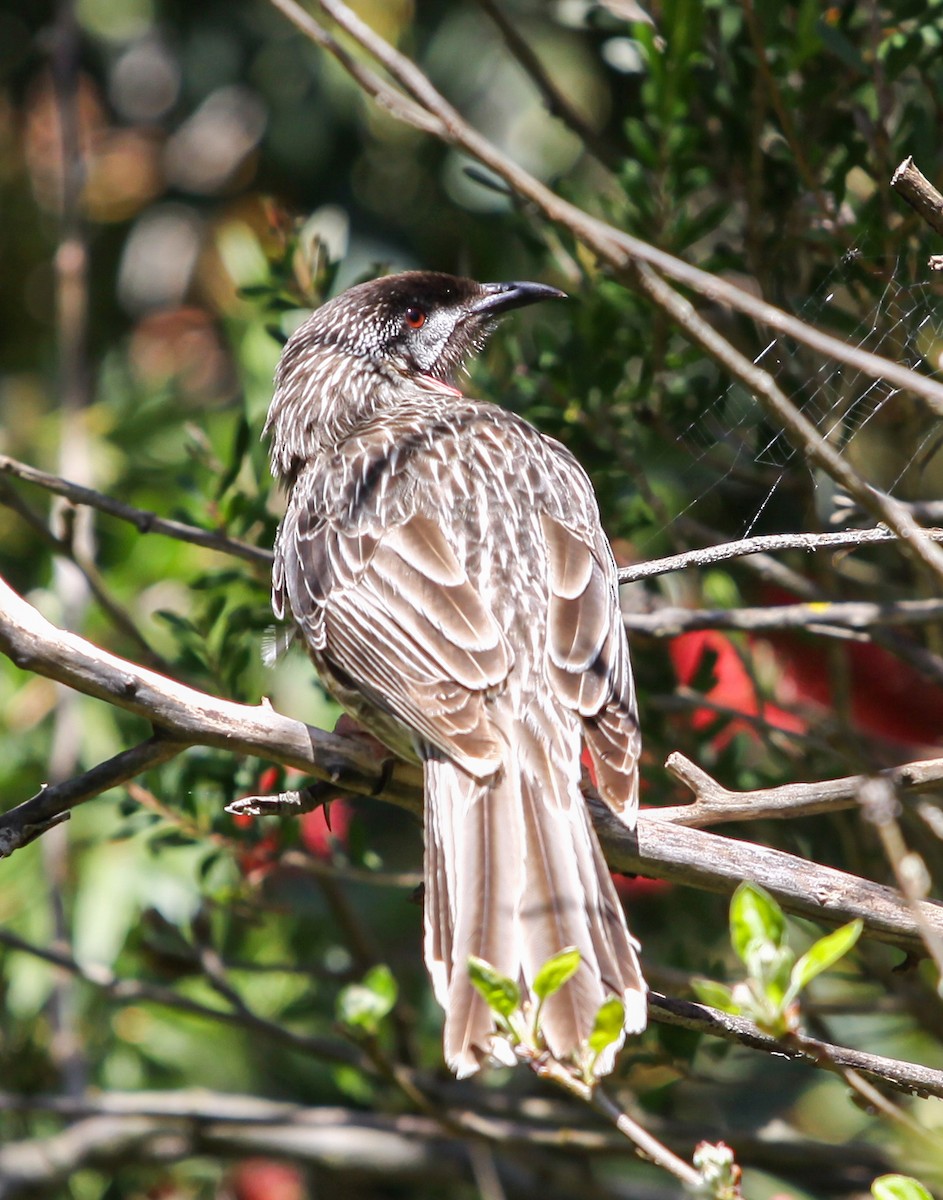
[423,717,647,1079]
[425,753,525,1077]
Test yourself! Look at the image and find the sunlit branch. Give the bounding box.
[2,574,942,959]
[0,454,272,568]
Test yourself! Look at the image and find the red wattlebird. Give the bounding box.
[266,271,646,1077]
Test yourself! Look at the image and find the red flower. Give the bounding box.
[670,630,806,749]
[301,799,352,858]
[229,1159,307,1200]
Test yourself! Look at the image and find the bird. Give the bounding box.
[265,270,647,1078]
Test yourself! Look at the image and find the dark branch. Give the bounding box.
[0,453,272,568]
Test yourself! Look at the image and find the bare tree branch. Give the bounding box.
[891,156,943,239]
[626,596,943,638]
[617,526,943,585]
[657,751,943,827]
[0,737,183,855]
[649,993,943,1099]
[3,574,943,960]
[0,927,359,1069]
[277,0,943,417]
[0,454,272,568]
[0,571,423,858]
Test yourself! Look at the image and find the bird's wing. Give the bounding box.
[539,504,640,825]
[276,481,510,777]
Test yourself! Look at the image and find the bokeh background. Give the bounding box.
[2,1,943,1197]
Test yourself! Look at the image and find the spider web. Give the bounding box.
[665,249,943,541]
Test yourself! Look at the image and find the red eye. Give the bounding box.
[404,306,426,329]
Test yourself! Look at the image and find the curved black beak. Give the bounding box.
[470,280,567,317]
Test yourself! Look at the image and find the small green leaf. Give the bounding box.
[788,919,863,1000]
[467,956,520,1018]
[745,942,794,1007]
[336,964,397,1033]
[730,882,785,963]
[872,1175,934,1200]
[691,979,741,1015]
[588,996,625,1055]
[533,946,581,1001]
[361,964,398,1011]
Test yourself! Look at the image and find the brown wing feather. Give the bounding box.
[280,499,510,776]
[540,511,640,822]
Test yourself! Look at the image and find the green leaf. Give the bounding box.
[533,946,581,1002]
[730,882,785,964]
[691,979,741,1015]
[336,964,397,1033]
[872,1175,934,1200]
[788,920,863,1000]
[361,964,398,1011]
[467,956,520,1019]
[588,996,625,1055]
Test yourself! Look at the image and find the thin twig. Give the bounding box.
[657,750,943,828]
[474,0,618,170]
[617,526,943,585]
[0,738,184,856]
[626,596,943,638]
[0,454,272,567]
[0,476,168,670]
[592,1088,703,1187]
[0,927,359,1068]
[859,777,943,991]
[649,993,943,1099]
[274,0,943,417]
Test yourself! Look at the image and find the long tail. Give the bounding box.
[423,718,646,1079]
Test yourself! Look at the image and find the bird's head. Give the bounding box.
[267,270,565,478]
[295,270,566,387]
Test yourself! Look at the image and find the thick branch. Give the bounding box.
[281,0,943,417]
[3,575,943,960]
[891,156,943,239]
[619,809,943,956]
[0,571,423,856]
[0,737,182,855]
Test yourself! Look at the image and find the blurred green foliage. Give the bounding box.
[2,0,943,1197]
